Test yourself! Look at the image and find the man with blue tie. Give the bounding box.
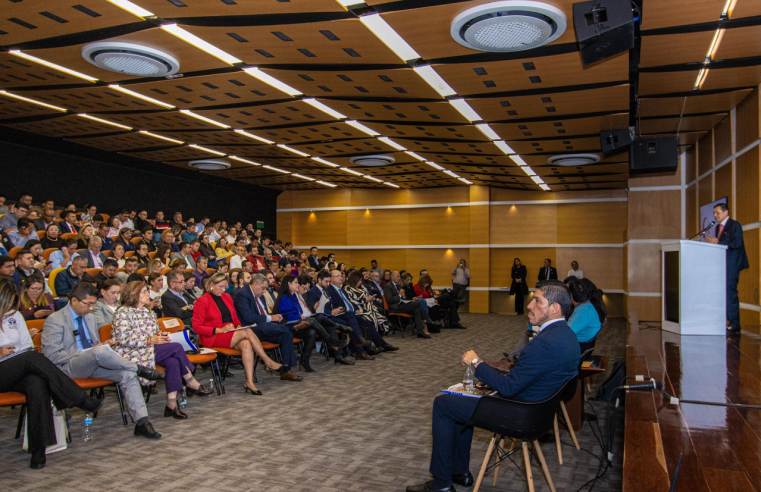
[233,273,303,381]
[41,282,166,439]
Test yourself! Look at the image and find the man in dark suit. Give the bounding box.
[161,271,195,327]
[33,208,57,232]
[706,203,750,335]
[233,273,303,380]
[405,281,580,492]
[58,211,80,234]
[307,246,321,269]
[537,258,558,282]
[384,270,431,339]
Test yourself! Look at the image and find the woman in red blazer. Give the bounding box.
[192,272,286,395]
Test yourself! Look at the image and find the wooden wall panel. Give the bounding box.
[349,188,408,207]
[408,206,469,245]
[628,190,682,240]
[490,248,555,287]
[557,202,627,244]
[685,145,697,184]
[556,247,623,290]
[736,146,760,225]
[736,87,759,150]
[277,212,293,243]
[697,176,713,210]
[627,296,661,321]
[490,204,557,244]
[345,209,410,246]
[280,189,353,209]
[698,132,714,176]
[628,160,682,187]
[339,249,408,274]
[407,248,470,286]
[739,230,759,307]
[627,243,662,293]
[686,184,698,238]
[714,115,733,164]
[407,186,470,205]
[291,210,347,246]
[714,164,733,209]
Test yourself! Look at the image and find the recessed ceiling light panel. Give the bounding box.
[451,1,567,52]
[350,155,396,167]
[188,159,230,171]
[82,42,179,77]
[547,153,601,167]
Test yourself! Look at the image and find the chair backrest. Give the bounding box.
[32,333,42,351]
[41,247,57,261]
[99,324,112,343]
[578,338,597,361]
[467,375,577,441]
[157,317,184,333]
[8,246,23,259]
[130,237,142,244]
[100,214,110,223]
[86,268,102,277]
[161,267,171,275]
[60,232,78,240]
[26,319,46,333]
[124,251,135,258]
[48,267,66,296]
[137,268,147,276]
[206,268,215,275]
[36,230,46,239]
[148,251,157,259]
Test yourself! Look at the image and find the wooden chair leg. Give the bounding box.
[522,441,535,492]
[553,414,563,464]
[533,440,557,492]
[473,436,496,492]
[559,401,580,450]
[492,437,505,486]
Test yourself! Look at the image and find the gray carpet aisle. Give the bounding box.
[0,314,625,491]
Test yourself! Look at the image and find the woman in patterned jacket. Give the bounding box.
[111,281,211,420]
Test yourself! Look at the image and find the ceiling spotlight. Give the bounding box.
[82,42,179,77]
[350,155,396,167]
[547,153,601,166]
[188,159,230,170]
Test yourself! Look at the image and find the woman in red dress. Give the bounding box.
[192,273,287,395]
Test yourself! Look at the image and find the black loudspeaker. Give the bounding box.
[600,129,631,156]
[573,0,635,65]
[629,137,678,175]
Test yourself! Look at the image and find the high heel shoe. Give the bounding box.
[164,405,188,420]
[243,384,263,396]
[331,339,349,351]
[299,361,315,373]
[30,448,46,470]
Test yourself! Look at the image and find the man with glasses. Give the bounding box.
[1,202,30,231]
[33,208,57,232]
[161,270,195,327]
[42,282,166,439]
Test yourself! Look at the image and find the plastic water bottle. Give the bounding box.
[82,414,93,441]
[208,378,215,395]
[463,365,474,394]
[178,389,187,409]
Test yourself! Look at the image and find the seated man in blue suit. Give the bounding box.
[406,281,580,492]
[233,273,303,382]
[308,270,372,360]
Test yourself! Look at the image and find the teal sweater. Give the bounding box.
[568,302,601,343]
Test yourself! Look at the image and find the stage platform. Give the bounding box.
[624,313,761,491]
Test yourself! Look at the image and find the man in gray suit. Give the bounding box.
[41,282,165,439]
[383,270,431,339]
[74,236,108,268]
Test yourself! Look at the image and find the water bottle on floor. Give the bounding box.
[178,389,187,409]
[463,365,474,394]
[208,378,215,395]
[82,414,93,442]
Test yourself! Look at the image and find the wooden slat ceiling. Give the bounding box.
[0,0,759,191]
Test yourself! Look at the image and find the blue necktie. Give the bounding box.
[77,317,92,349]
[337,287,354,312]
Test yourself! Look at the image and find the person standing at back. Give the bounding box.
[537,258,557,281]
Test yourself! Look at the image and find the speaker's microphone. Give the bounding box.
[701,221,716,234]
[624,380,663,390]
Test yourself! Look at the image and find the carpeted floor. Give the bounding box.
[0,314,625,491]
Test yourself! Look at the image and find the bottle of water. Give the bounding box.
[463,365,474,394]
[82,414,93,442]
[178,389,187,409]
[208,378,215,395]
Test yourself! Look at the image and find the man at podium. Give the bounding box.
[705,203,749,335]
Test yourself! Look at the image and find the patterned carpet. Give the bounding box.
[0,313,625,491]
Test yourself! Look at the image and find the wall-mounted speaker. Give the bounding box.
[629,137,678,175]
[573,0,634,65]
[600,129,631,156]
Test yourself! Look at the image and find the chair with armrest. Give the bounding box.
[47,267,66,297]
[25,320,46,339]
[87,324,128,424]
[382,296,413,337]
[157,317,223,395]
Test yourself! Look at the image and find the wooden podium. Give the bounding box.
[661,240,726,335]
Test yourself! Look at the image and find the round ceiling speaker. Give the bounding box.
[349,155,396,167]
[188,159,231,171]
[451,1,567,52]
[82,42,180,77]
[547,154,601,167]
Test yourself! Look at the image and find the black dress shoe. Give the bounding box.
[29,448,46,470]
[452,473,474,487]
[164,405,188,420]
[382,345,399,352]
[452,323,467,329]
[134,421,161,439]
[335,358,355,365]
[406,481,455,492]
[77,396,104,414]
[417,333,432,339]
[185,385,213,397]
[727,326,741,335]
[356,352,375,360]
[136,365,166,381]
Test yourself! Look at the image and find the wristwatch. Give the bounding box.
[471,358,480,367]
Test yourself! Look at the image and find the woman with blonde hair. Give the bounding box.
[75,223,94,250]
[112,281,211,420]
[19,274,55,323]
[214,237,234,261]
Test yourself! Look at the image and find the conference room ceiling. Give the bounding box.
[0,0,757,192]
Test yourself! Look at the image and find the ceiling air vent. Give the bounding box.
[349,155,396,167]
[82,42,180,77]
[188,159,231,171]
[547,154,601,167]
[451,1,567,52]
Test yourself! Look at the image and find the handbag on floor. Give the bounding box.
[23,402,68,454]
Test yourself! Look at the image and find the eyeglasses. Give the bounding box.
[27,286,43,292]
[78,300,97,307]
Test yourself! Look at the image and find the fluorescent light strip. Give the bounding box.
[449,98,482,122]
[106,0,154,18]
[0,90,67,112]
[108,85,174,108]
[359,13,420,62]
[531,176,545,184]
[494,140,516,155]
[364,175,383,183]
[413,65,457,97]
[229,156,261,166]
[139,130,183,144]
[78,113,132,130]
[377,137,406,151]
[189,144,225,156]
[722,0,738,17]
[383,182,400,188]
[706,29,725,60]
[234,129,274,145]
[340,167,363,176]
[694,67,709,90]
[405,151,425,161]
[312,157,339,168]
[426,161,444,170]
[263,165,290,174]
[302,98,346,119]
[292,173,315,181]
[510,155,528,167]
[539,184,551,191]
[277,144,309,157]
[346,120,380,136]
[243,67,302,96]
[475,123,500,141]
[458,178,473,185]
[443,170,460,178]
[161,24,241,65]
[9,51,98,82]
[521,167,537,176]
[179,110,230,129]
[336,0,365,6]
[317,181,337,188]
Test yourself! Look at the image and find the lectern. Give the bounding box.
[661,240,726,335]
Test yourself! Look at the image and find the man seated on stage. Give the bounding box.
[42,282,166,440]
[405,281,580,492]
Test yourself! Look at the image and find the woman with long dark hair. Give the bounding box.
[510,258,528,315]
[565,277,604,342]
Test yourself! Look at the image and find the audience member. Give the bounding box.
[160,230,179,253]
[155,244,172,268]
[193,257,209,288]
[8,218,35,247]
[384,271,431,339]
[133,210,151,232]
[80,204,97,224]
[0,195,8,215]
[172,242,196,269]
[111,243,126,268]
[19,274,55,321]
[567,261,584,279]
[75,236,107,269]
[0,256,16,283]
[94,259,118,290]
[1,202,30,231]
[134,243,151,268]
[307,247,320,269]
[153,211,170,242]
[95,223,113,252]
[183,272,202,302]
[113,228,135,253]
[380,270,392,287]
[39,223,62,250]
[93,279,120,328]
[15,250,46,288]
[58,211,79,235]
[138,227,156,252]
[181,223,198,243]
[161,271,194,327]
[415,275,464,329]
[48,238,77,271]
[343,271,397,352]
[565,277,603,343]
[33,208,56,232]
[75,223,94,250]
[24,241,51,276]
[369,260,383,277]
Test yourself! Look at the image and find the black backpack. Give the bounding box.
[594,361,626,401]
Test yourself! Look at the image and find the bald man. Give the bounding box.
[383,271,431,339]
